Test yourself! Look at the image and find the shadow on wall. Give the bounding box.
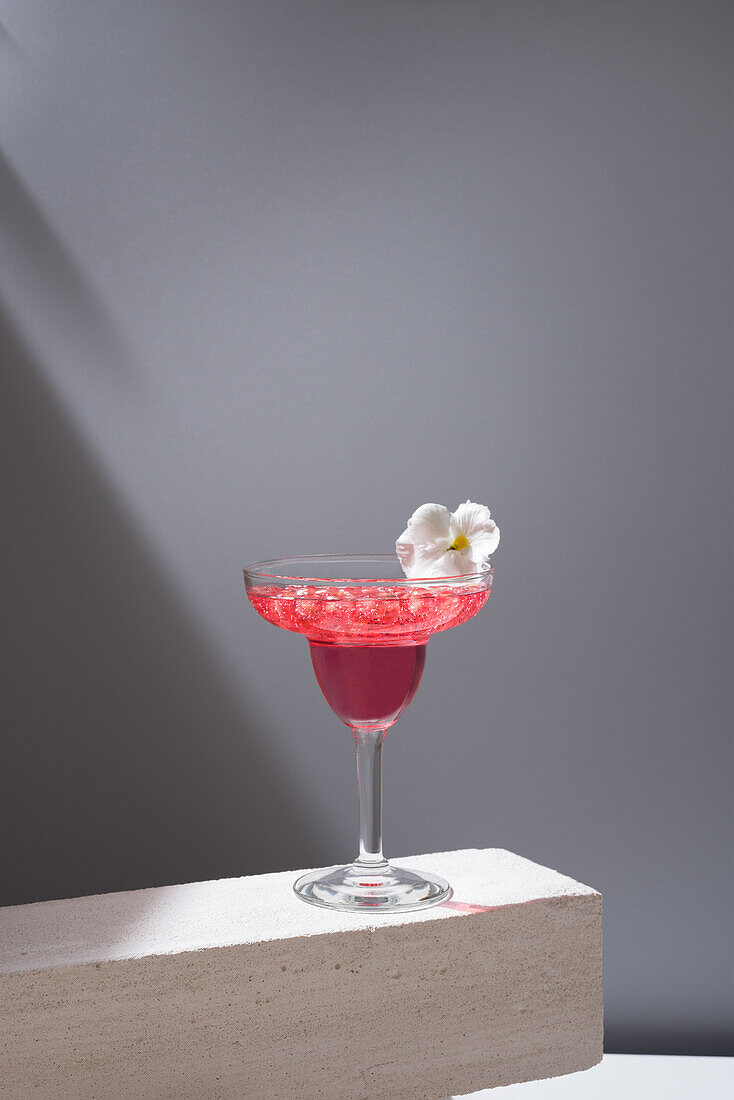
[0,298,321,907]
[0,150,133,380]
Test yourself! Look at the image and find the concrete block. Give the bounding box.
[0,849,602,1099]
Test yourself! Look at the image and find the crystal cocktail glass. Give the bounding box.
[243,554,493,912]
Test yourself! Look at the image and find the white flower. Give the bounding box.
[396,500,500,578]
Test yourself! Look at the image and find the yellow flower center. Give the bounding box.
[447,533,469,552]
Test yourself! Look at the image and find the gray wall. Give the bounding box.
[1,0,732,1055]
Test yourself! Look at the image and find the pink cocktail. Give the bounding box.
[244,555,493,911]
[309,642,425,730]
[248,581,488,728]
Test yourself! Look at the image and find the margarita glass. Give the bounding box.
[243,554,493,912]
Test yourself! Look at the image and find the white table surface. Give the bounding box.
[455,1054,733,1098]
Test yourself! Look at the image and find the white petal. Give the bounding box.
[450,500,500,557]
[405,503,452,545]
[397,537,442,579]
[395,528,416,574]
[451,499,492,537]
[426,548,475,578]
[396,503,454,577]
[467,523,500,558]
[405,545,479,579]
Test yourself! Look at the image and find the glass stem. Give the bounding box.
[353,727,388,867]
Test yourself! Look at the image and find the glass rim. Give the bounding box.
[243,552,494,587]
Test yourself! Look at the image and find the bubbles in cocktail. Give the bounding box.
[247,582,488,643]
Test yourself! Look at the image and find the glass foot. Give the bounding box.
[293,860,452,912]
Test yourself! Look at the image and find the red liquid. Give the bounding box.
[310,642,426,730]
[247,583,489,644]
[247,581,491,731]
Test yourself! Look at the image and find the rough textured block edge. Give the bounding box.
[0,849,603,1099]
